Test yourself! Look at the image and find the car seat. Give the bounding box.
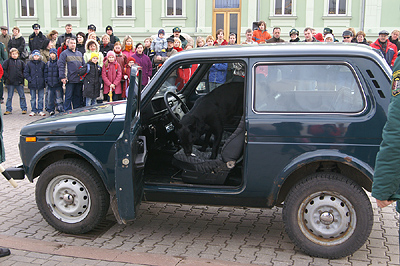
[172,116,245,185]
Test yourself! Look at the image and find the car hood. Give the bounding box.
[20,101,126,136]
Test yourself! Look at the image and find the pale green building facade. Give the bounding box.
[1,0,399,44]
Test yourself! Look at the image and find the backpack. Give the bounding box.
[78,64,90,81]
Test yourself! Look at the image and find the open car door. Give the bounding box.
[114,67,146,223]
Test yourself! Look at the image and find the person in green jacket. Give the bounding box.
[372,56,400,244]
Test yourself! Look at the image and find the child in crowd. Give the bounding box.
[79,52,102,106]
[122,57,138,98]
[113,42,128,95]
[24,50,46,116]
[173,38,183,52]
[151,29,167,57]
[102,51,122,102]
[44,48,64,115]
[2,48,27,115]
[84,39,104,67]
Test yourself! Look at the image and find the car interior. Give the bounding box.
[140,60,246,187]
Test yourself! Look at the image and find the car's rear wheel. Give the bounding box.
[283,172,372,259]
[35,159,109,234]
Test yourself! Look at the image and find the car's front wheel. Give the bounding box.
[283,172,372,259]
[35,159,110,234]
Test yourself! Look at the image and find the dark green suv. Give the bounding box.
[12,43,392,259]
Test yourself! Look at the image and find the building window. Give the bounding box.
[21,0,35,17]
[117,0,132,16]
[328,0,346,15]
[215,0,240,8]
[275,0,292,15]
[63,0,77,17]
[167,0,182,16]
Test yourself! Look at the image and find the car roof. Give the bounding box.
[168,42,387,65]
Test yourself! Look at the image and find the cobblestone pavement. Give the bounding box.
[0,93,398,265]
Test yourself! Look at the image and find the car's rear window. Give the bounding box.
[254,63,365,113]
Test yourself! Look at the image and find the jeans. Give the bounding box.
[30,88,45,113]
[48,86,64,112]
[6,85,27,112]
[85,97,96,106]
[0,78,4,100]
[64,83,83,111]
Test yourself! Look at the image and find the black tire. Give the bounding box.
[283,172,372,259]
[35,158,110,234]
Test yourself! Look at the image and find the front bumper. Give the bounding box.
[4,165,26,180]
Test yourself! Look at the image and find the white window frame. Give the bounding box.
[62,0,79,17]
[274,0,293,16]
[325,0,351,16]
[116,0,134,17]
[166,0,183,17]
[20,0,36,17]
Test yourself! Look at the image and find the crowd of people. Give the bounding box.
[0,21,399,116]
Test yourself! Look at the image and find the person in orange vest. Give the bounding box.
[252,20,271,44]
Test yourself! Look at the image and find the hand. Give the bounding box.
[156,55,162,61]
[375,199,394,208]
[124,75,128,80]
[110,84,115,89]
[61,78,67,84]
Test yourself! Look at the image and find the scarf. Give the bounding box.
[125,44,132,51]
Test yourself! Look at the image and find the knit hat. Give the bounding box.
[324,34,334,42]
[158,29,165,35]
[31,50,40,56]
[90,52,99,60]
[128,57,135,63]
[315,33,324,42]
[49,48,57,55]
[106,25,113,32]
[106,51,116,58]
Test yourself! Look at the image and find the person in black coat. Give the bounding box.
[100,34,114,58]
[79,52,102,106]
[28,24,46,52]
[76,32,86,55]
[8,26,25,58]
[24,50,46,116]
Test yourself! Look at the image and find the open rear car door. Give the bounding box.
[114,67,146,223]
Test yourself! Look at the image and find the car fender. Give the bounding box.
[268,149,374,206]
[25,143,109,185]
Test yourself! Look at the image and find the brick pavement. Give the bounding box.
[0,92,398,265]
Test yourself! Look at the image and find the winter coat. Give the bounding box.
[114,51,128,73]
[252,29,271,44]
[151,36,167,54]
[303,37,319,42]
[40,49,50,63]
[214,39,228,46]
[100,43,114,58]
[109,34,120,45]
[209,63,228,84]
[8,33,26,55]
[57,44,67,59]
[153,47,178,65]
[372,57,400,212]
[57,48,84,83]
[83,39,104,67]
[0,34,11,51]
[0,42,7,64]
[389,36,400,53]
[122,49,135,59]
[56,32,76,49]
[174,47,183,52]
[370,39,398,67]
[289,37,300,42]
[132,52,152,86]
[102,60,122,94]
[76,42,86,55]
[266,37,285,43]
[44,58,62,87]
[2,57,25,85]
[0,64,3,79]
[79,61,102,99]
[28,31,46,52]
[355,39,369,45]
[24,58,46,90]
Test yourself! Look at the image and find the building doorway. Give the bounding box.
[213,0,241,44]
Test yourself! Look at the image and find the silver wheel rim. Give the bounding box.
[45,175,91,223]
[298,191,356,246]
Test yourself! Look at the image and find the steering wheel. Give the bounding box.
[163,91,189,122]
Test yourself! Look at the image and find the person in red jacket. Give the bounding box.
[252,20,271,44]
[214,29,228,46]
[370,30,398,68]
[102,51,122,102]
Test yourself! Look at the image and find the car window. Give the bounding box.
[254,63,365,113]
